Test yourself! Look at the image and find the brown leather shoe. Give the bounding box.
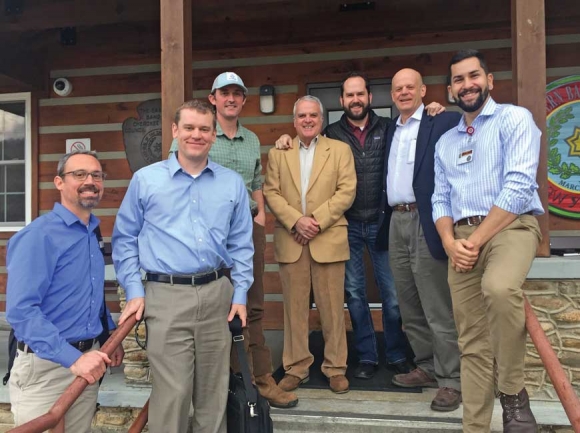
[329,375,349,394]
[255,374,299,409]
[392,367,438,388]
[430,387,462,412]
[500,388,538,432]
[278,374,309,392]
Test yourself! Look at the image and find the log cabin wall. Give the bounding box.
[1,24,580,328]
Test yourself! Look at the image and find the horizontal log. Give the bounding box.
[39,93,297,127]
[39,131,125,154]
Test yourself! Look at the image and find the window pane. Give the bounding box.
[0,103,26,161]
[7,194,25,222]
[0,194,4,222]
[6,164,24,192]
[0,166,4,192]
[5,137,25,161]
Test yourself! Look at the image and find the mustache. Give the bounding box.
[349,102,364,108]
[459,87,481,97]
[78,185,100,194]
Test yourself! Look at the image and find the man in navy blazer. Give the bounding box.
[377,68,462,412]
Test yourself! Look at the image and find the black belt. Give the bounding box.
[146,269,225,285]
[251,207,259,218]
[17,338,96,354]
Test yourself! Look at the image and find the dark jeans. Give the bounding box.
[344,220,408,365]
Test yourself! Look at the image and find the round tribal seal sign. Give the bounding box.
[546,75,580,219]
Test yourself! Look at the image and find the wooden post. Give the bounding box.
[160,0,192,159]
[511,0,550,256]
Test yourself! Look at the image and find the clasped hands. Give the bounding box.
[293,216,320,245]
[444,238,480,273]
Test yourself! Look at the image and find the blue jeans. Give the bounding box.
[344,220,408,365]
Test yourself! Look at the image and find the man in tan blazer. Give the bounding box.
[264,95,356,394]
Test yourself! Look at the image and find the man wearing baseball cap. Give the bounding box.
[170,72,298,408]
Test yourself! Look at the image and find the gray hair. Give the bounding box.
[57,150,100,176]
[293,95,324,118]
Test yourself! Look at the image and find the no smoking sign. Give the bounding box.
[66,138,91,154]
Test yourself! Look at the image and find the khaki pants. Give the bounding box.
[280,246,347,379]
[230,221,272,378]
[9,346,99,432]
[145,277,234,433]
[450,215,541,433]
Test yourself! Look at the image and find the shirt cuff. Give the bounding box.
[52,344,83,369]
[124,282,145,301]
[232,288,248,305]
[432,204,453,222]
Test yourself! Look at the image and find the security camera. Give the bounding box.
[53,78,72,97]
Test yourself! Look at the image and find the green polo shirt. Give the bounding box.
[168,122,262,210]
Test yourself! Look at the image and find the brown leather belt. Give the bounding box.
[18,338,96,354]
[455,212,533,227]
[455,215,486,226]
[392,203,417,212]
[146,269,225,285]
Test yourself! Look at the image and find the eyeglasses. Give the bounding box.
[59,170,107,182]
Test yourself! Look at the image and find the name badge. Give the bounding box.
[458,149,473,165]
[407,139,417,164]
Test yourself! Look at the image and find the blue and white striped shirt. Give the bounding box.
[432,98,544,223]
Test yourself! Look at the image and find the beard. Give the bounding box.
[455,86,489,113]
[344,102,371,121]
[77,185,101,209]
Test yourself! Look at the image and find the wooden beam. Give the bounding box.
[0,0,159,33]
[160,0,192,159]
[511,0,550,257]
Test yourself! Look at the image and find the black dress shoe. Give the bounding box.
[500,388,538,432]
[353,363,376,379]
[389,359,414,375]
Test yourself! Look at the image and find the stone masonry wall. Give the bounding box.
[0,403,147,432]
[524,279,580,399]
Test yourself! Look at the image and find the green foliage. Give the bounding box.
[547,106,579,179]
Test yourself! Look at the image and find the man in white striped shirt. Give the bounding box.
[432,49,544,433]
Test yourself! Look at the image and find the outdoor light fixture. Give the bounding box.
[259,85,275,114]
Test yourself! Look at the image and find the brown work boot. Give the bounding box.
[329,375,349,394]
[278,374,309,392]
[430,387,462,412]
[255,374,299,408]
[500,388,538,432]
[392,367,438,388]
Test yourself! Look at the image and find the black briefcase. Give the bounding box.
[227,317,274,433]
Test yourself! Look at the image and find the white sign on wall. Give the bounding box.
[66,138,91,153]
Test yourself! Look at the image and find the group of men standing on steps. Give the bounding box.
[6,48,542,433]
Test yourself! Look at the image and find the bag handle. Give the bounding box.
[229,316,258,409]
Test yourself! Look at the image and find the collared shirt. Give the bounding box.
[112,154,254,305]
[299,136,319,214]
[168,122,262,211]
[387,104,424,206]
[6,203,112,368]
[432,98,544,223]
[346,118,370,148]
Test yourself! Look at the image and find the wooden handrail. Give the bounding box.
[128,399,149,433]
[524,297,580,432]
[8,315,138,433]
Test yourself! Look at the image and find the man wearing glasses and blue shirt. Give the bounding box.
[7,150,123,432]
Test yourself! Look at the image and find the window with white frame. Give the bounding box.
[0,93,32,231]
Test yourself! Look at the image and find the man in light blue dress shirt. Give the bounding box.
[432,49,543,433]
[113,99,254,433]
